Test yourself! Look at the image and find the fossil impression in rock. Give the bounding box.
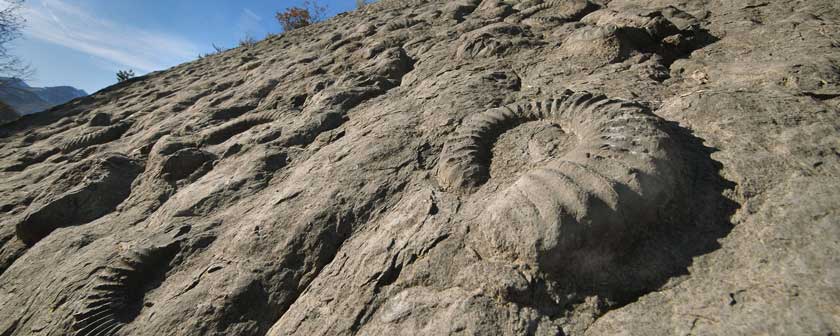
[455,23,529,59]
[72,243,179,336]
[361,0,430,14]
[15,154,142,246]
[506,0,598,25]
[201,109,285,145]
[60,121,133,153]
[438,90,682,273]
[381,18,425,32]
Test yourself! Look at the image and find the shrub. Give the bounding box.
[276,0,326,32]
[116,70,135,82]
[199,43,227,59]
[239,34,258,48]
[276,7,311,31]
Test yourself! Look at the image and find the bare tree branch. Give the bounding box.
[0,0,33,86]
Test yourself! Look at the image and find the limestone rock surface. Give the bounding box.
[0,0,838,335]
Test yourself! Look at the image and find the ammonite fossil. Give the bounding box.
[505,0,598,26]
[72,243,179,336]
[201,109,284,145]
[438,90,682,272]
[60,121,132,153]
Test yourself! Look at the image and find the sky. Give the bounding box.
[12,0,360,94]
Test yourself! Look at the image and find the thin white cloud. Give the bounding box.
[238,8,265,37]
[22,0,201,72]
[243,8,262,22]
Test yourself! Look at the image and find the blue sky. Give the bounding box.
[15,0,359,93]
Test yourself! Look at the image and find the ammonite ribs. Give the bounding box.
[60,122,132,153]
[201,109,284,145]
[506,0,597,25]
[361,0,430,14]
[72,245,178,336]
[439,90,681,264]
[381,18,424,32]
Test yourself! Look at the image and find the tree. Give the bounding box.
[116,70,135,82]
[0,0,32,85]
[276,0,327,32]
[276,7,311,32]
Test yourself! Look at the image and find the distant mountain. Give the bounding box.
[0,78,87,116]
[0,100,17,123]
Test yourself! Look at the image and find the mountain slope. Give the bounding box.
[0,100,18,123]
[0,0,837,335]
[0,78,87,115]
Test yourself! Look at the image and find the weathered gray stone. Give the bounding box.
[0,0,838,335]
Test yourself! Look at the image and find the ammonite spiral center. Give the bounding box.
[489,120,578,188]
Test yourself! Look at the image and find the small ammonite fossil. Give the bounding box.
[71,243,179,336]
[505,0,598,26]
[60,121,133,153]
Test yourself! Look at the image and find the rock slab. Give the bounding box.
[0,0,838,335]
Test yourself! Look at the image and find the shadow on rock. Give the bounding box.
[533,120,740,317]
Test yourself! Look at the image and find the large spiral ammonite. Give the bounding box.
[438,90,682,271]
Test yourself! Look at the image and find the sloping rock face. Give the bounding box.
[0,0,838,335]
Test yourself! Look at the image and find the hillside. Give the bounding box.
[0,77,87,116]
[0,0,838,335]
[0,100,18,123]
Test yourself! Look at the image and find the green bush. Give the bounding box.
[116,70,135,82]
